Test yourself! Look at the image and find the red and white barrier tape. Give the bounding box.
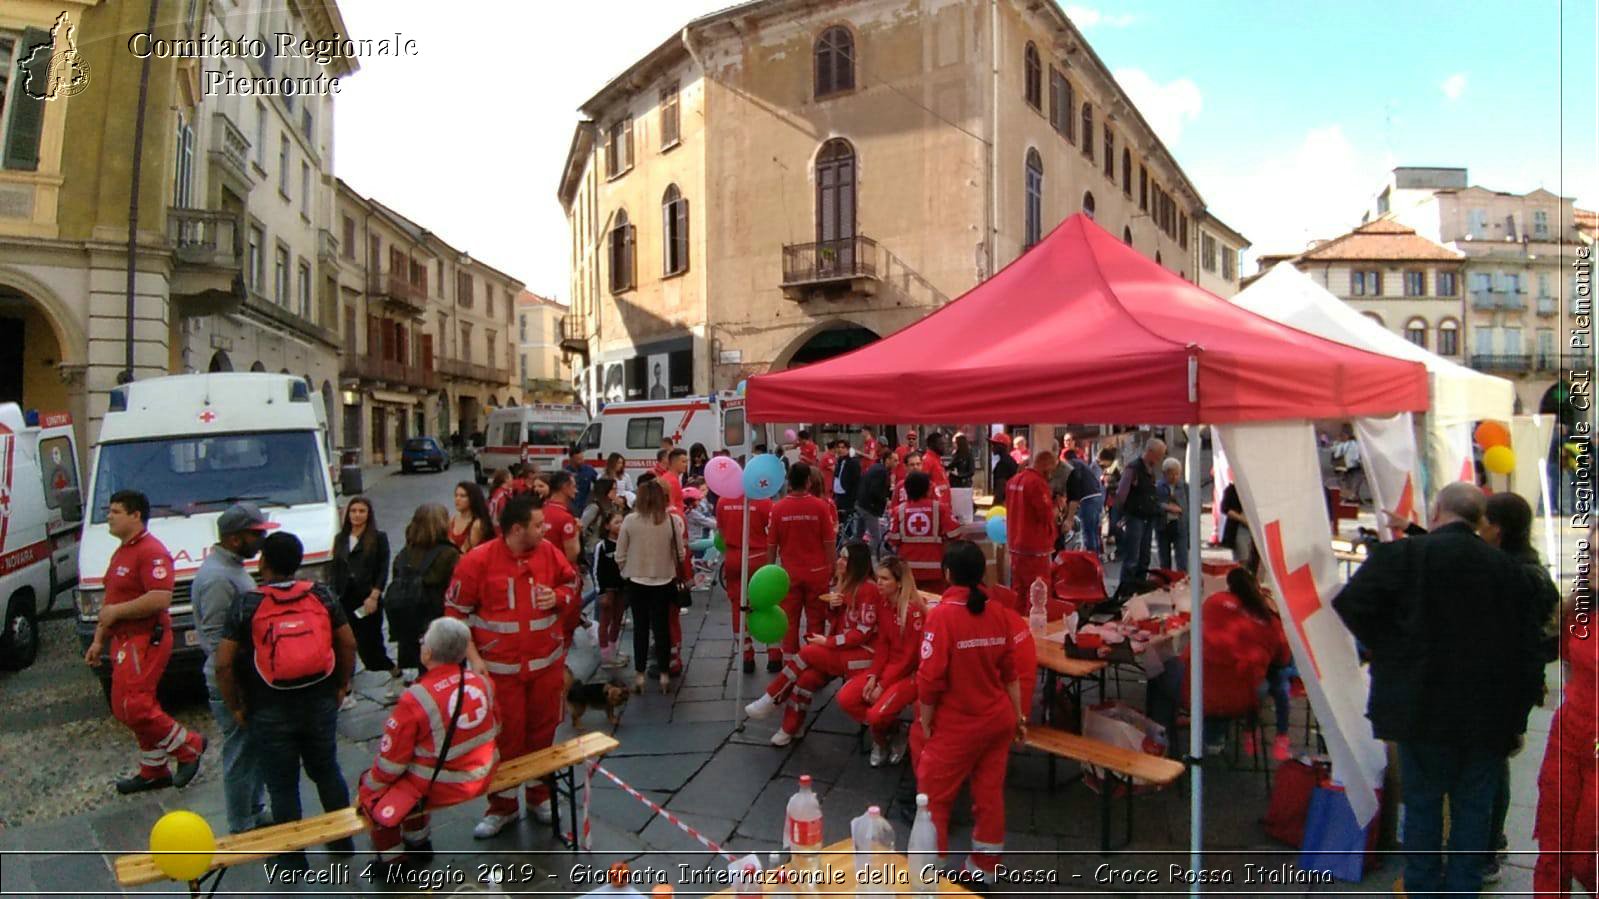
[589,761,738,863]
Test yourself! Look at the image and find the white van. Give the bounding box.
[578,392,765,471]
[75,373,339,690]
[0,404,84,669]
[474,403,590,483]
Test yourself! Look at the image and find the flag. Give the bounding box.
[1216,422,1385,826]
[1353,413,1422,540]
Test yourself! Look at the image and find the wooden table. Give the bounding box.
[706,839,978,896]
[1034,622,1108,739]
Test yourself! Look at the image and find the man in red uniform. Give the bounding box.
[543,471,582,564]
[1006,450,1059,600]
[650,448,670,480]
[922,432,952,503]
[716,492,779,673]
[660,448,688,514]
[359,618,498,876]
[795,430,820,467]
[894,430,918,463]
[861,428,880,464]
[446,495,577,837]
[766,462,836,660]
[889,450,924,520]
[86,490,206,793]
[887,472,960,593]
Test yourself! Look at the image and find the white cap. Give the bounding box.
[916,793,929,807]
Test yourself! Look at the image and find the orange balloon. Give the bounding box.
[1473,421,1511,450]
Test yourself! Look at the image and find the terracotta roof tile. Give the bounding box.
[1293,218,1462,263]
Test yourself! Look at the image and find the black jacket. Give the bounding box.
[331,529,391,610]
[992,454,1018,503]
[948,450,974,489]
[834,454,862,511]
[857,462,891,517]
[1331,521,1543,752]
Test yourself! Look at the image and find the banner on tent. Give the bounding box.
[1216,422,1385,827]
[1353,413,1422,540]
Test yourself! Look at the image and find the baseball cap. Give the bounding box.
[989,432,1012,448]
[217,502,276,535]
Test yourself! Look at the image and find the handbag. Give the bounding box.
[363,663,467,828]
[669,518,693,608]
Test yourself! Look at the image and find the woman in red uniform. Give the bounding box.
[1534,586,1599,896]
[916,540,1027,879]
[745,543,879,746]
[838,556,926,766]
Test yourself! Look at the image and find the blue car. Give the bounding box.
[401,436,448,473]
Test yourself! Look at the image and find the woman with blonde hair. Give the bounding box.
[837,555,927,765]
[616,479,687,693]
[388,503,461,685]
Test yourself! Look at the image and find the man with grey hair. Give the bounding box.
[1112,438,1166,594]
[1333,481,1542,896]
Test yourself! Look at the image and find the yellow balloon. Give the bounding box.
[150,810,215,882]
[1483,445,1516,475]
[988,505,1006,519]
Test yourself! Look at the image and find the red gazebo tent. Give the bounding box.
[745,214,1428,887]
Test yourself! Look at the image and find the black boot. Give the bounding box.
[115,772,172,794]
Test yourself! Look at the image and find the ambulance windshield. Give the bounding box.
[89,430,328,522]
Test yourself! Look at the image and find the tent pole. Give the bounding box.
[734,502,752,731]
[1186,423,1204,897]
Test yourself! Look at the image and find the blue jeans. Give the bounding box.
[206,677,265,834]
[1077,495,1104,554]
[1118,514,1156,590]
[1398,741,1504,897]
[856,506,887,561]
[1156,519,1188,572]
[1261,664,1295,735]
[249,694,353,854]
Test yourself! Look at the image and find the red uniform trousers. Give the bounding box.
[1534,702,1598,896]
[110,630,203,778]
[914,706,1014,870]
[725,562,782,663]
[763,643,874,735]
[486,669,564,814]
[1008,551,1051,602]
[371,816,434,856]
[837,675,917,742]
[780,569,831,658]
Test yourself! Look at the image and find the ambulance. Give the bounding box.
[0,404,83,670]
[74,373,340,691]
[473,403,590,483]
[577,391,766,470]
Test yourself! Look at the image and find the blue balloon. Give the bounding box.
[984,514,1008,545]
[743,453,786,499]
[736,379,748,396]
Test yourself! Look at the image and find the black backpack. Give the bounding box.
[386,545,447,611]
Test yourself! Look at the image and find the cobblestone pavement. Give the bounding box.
[0,461,1551,896]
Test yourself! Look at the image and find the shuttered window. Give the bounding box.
[1,28,51,171]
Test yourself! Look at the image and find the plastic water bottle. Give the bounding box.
[1028,577,1049,634]
[850,805,895,895]
[906,793,939,899]
[785,775,824,876]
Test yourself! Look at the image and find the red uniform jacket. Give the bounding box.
[767,491,836,578]
[103,529,175,639]
[922,452,950,497]
[488,486,511,523]
[715,496,774,570]
[660,471,685,515]
[887,498,960,582]
[444,538,577,681]
[798,440,819,467]
[1005,468,1056,555]
[543,500,580,557]
[862,438,880,462]
[1000,604,1037,714]
[1564,614,1599,726]
[359,663,499,822]
[820,452,837,488]
[917,587,1020,718]
[825,582,883,649]
[869,600,927,685]
[1181,591,1290,718]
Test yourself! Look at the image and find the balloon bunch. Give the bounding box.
[1474,421,1516,475]
[746,564,791,643]
[984,505,1007,545]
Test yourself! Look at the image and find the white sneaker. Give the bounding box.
[889,733,910,765]
[384,676,405,703]
[472,812,519,840]
[338,693,358,712]
[529,800,554,825]
[869,743,887,768]
[745,695,777,720]
[770,729,794,747]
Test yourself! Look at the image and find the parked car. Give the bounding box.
[402,436,449,473]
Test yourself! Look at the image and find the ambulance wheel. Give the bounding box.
[0,593,38,671]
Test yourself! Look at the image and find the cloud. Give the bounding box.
[1111,68,1203,146]
[1066,5,1139,28]
[1440,73,1467,101]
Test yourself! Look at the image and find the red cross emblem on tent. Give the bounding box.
[198,410,217,424]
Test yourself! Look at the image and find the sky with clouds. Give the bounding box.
[335,0,1596,295]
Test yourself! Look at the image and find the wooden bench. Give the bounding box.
[114,731,619,887]
[1023,725,1184,853]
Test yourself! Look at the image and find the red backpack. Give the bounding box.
[248,581,335,689]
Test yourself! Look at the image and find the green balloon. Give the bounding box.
[748,564,791,610]
[747,606,789,645]
[713,532,727,553]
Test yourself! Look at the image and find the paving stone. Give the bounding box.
[639,808,738,855]
[616,694,675,726]
[734,776,801,843]
[672,699,738,724]
[778,731,859,783]
[670,745,791,817]
[599,753,710,793]
[0,856,38,895]
[694,640,735,659]
[606,723,729,757]
[335,705,389,742]
[673,685,725,703]
[586,783,672,835]
[682,656,732,688]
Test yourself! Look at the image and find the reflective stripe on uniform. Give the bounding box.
[529,614,558,632]
[444,599,473,616]
[413,727,497,761]
[470,615,519,634]
[907,559,942,570]
[846,657,874,671]
[405,761,495,784]
[484,659,520,675]
[374,755,407,776]
[410,682,449,755]
[526,646,563,672]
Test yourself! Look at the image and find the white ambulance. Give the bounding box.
[74,373,340,690]
[577,392,766,471]
[0,404,84,670]
[473,403,590,483]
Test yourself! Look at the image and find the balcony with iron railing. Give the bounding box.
[437,357,512,385]
[340,354,438,391]
[318,228,339,264]
[1537,295,1558,316]
[208,111,254,189]
[1535,354,1560,372]
[781,235,881,300]
[1470,353,1533,372]
[559,315,589,354]
[1470,290,1530,312]
[366,269,428,315]
[169,207,245,315]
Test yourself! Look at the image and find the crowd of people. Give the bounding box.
[81,424,1588,894]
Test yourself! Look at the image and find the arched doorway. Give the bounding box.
[209,351,233,372]
[249,361,265,372]
[779,322,881,369]
[0,277,79,416]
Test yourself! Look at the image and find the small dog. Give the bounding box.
[566,678,629,730]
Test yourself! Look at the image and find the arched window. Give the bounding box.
[1080,104,1094,161]
[609,209,635,292]
[1081,191,1095,220]
[1404,318,1428,348]
[249,360,266,372]
[1122,226,1133,246]
[1023,43,1041,110]
[662,185,688,276]
[208,350,233,372]
[1362,311,1385,327]
[1103,128,1114,178]
[1438,318,1460,355]
[1155,250,1162,266]
[814,26,854,98]
[1024,149,1043,248]
[815,139,857,266]
[1121,148,1132,195]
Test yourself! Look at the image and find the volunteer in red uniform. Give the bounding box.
[543,471,582,564]
[358,618,498,874]
[767,462,837,659]
[86,490,207,794]
[746,544,879,745]
[1006,450,1059,601]
[887,472,960,593]
[795,429,820,467]
[1534,596,1599,896]
[921,432,952,503]
[487,470,514,522]
[905,580,1028,771]
[716,491,780,673]
[895,430,918,463]
[915,541,1027,879]
[819,441,838,491]
[889,450,923,520]
[661,448,689,514]
[861,428,881,464]
[838,556,926,767]
[445,494,578,838]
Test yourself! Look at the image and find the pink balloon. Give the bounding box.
[784,428,798,442]
[704,455,745,498]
